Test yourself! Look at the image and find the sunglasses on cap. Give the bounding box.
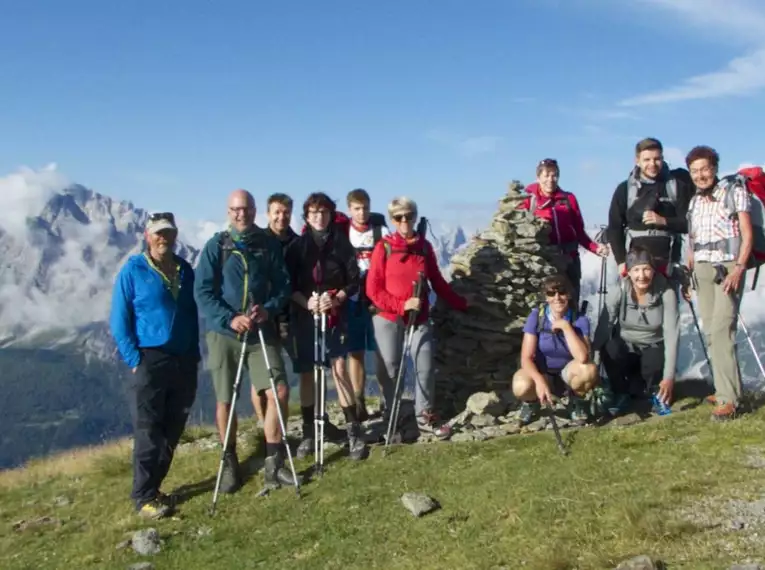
[148,212,176,225]
[538,158,559,168]
[393,213,414,222]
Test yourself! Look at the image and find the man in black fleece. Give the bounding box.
[285,192,368,462]
[607,138,694,275]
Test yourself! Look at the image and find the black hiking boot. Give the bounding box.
[322,415,347,442]
[347,422,369,460]
[263,451,302,490]
[296,424,314,460]
[219,449,241,494]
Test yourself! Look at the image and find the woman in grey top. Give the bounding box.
[592,246,680,415]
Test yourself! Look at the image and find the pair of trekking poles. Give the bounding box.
[210,296,300,516]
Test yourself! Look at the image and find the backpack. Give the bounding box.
[526,192,574,216]
[612,274,666,326]
[535,300,588,334]
[688,166,765,289]
[625,166,679,244]
[213,229,272,297]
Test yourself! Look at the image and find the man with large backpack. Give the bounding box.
[194,189,299,494]
[685,146,759,421]
[606,138,695,276]
[345,188,391,421]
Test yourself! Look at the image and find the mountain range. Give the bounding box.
[1,180,763,470]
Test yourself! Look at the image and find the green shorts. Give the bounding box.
[205,330,288,404]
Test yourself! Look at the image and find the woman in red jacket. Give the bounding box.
[366,196,468,440]
[522,159,610,304]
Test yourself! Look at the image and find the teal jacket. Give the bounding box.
[194,227,291,340]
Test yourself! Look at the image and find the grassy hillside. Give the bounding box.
[3,396,765,570]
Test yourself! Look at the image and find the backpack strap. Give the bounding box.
[372,223,383,245]
[213,231,235,295]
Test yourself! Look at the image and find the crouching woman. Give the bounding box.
[592,246,679,416]
[512,274,599,425]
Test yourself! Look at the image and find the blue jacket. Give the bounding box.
[110,253,200,369]
[194,227,291,341]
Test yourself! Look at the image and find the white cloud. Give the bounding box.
[0,163,68,236]
[619,0,765,105]
[425,130,503,158]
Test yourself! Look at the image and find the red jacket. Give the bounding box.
[519,183,599,258]
[365,232,467,324]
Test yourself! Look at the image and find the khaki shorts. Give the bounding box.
[205,330,288,404]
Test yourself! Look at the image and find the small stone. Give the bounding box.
[450,432,476,443]
[610,413,643,427]
[466,392,507,417]
[52,495,71,507]
[196,526,212,537]
[729,519,747,530]
[116,539,131,550]
[477,426,507,439]
[128,563,155,570]
[501,423,522,435]
[400,492,441,517]
[470,413,498,428]
[614,555,657,570]
[132,528,161,556]
[729,565,763,570]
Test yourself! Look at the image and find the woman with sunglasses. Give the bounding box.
[521,159,609,305]
[366,197,468,439]
[512,274,599,425]
[592,245,679,416]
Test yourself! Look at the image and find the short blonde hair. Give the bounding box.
[388,196,418,219]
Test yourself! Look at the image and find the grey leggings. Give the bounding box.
[372,315,434,417]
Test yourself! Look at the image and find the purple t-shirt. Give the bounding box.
[522,307,590,372]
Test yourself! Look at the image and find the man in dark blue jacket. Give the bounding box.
[194,189,296,494]
[110,212,200,520]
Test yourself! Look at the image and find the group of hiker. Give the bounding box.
[513,138,763,430]
[109,135,765,519]
[110,187,467,518]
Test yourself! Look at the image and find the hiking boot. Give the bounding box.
[347,422,369,460]
[219,449,241,494]
[711,401,738,422]
[568,398,589,424]
[138,498,172,520]
[263,452,301,489]
[156,491,177,508]
[322,416,347,442]
[356,396,370,423]
[607,393,631,417]
[416,410,452,440]
[296,424,314,459]
[518,401,540,425]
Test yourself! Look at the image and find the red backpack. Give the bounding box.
[733,166,765,288]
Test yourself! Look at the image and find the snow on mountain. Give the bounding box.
[0,166,199,354]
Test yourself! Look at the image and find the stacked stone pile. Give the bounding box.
[431,181,570,415]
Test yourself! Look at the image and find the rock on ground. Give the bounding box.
[128,563,155,570]
[614,555,658,570]
[131,528,161,556]
[401,492,441,517]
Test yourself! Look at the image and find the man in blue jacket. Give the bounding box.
[110,212,200,520]
[194,189,297,494]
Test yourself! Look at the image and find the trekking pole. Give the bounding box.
[210,326,250,516]
[674,263,713,379]
[546,402,568,457]
[257,325,301,497]
[311,292,323,478]
[319,310,327,472]
[736,311,765,380]
[384,272,424,457]
[686,299,712,379]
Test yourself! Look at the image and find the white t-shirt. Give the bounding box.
[348,222,390,300]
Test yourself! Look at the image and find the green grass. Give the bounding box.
[3,402,765,570]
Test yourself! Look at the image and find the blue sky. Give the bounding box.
[1,0,764,237]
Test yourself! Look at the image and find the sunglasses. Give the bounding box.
[545,289,568,298]
[148,212,175,225]
[538,158,558,168]
[393,213,414,222]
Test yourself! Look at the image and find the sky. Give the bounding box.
[1,0,764,237]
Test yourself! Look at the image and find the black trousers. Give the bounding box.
[600,335,663,397]
[128,348,198,509]
[564,254,582,308]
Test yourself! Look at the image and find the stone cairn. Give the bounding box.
[431,181,570,417]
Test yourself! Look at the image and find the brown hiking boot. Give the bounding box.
[711,401,737,421]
